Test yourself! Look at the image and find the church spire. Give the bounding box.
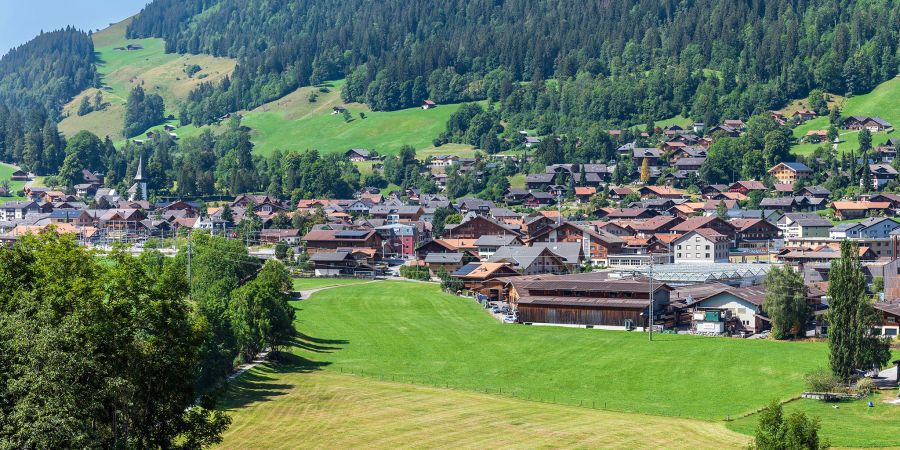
[134,153,145,182]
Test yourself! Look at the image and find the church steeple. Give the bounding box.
[134,154,145,182]
[129,154,148,201]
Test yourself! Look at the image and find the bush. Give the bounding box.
[399,265,430,281]
[804,370,841,393]
[855,378,876,396]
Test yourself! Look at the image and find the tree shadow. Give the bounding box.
[219,352,334,410]
[290,331,348,353]
[217,332,347,409]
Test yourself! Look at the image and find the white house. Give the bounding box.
[830,217,900,239]
[673,228,730,264]
[777,213,833,239]
[687,286,767,334]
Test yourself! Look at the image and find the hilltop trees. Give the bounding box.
[123,85,166,138]
[827,241,891,380]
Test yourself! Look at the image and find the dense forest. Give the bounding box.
[0,28,96,115]
[128,0,900,133]
[0,28,96,174]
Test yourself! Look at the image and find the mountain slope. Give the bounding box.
[58,18,235,139]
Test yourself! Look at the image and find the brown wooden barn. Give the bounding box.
[502,273,671,330]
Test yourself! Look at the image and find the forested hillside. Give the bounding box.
[0,29,93,174]
[128,0,900,134]
[0,28,96,115]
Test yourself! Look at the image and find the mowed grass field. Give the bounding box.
[216,281,900,448]
[58,18,235,140]
[291,277,373,291]
[217,369,749,449]
[275,281,826,420]
[791,75,899,156]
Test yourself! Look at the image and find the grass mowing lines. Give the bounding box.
[291,277,372,291]
[216,370,750,449]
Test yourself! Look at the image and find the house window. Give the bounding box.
[706,253,710,259]
[706,245,710,250]
[888,328,898,336]
[677,253,682,258]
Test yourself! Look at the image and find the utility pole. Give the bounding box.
[648,254,654,342]
[187,231,192,301]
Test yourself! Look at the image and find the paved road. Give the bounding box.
[876,365,898,388]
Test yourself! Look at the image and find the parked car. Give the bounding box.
[502,314,517,323]
[490,306,502,314]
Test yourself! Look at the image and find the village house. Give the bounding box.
[768,162,813,184]
[489,246,570,275]
[260,228,302,245]
[302,229,383,255]
[672,229,730,263]
[793,109,817,122]
[728,180,767,195]
[870,164,898,189]
[452,262,520,293]
[842,116,892,132]
[310,250,375,276]
[831,201,892,220]
[730,218,780,248]
[804,130,828,143]
[829,217,900,239]
[445,214,521,239]
[345,148,372,162]
[670,216,737,242]
[0,200,39,221]
[423,253,468,274]
[422,100,437,109]
[777,213,833,239]
[681,285,770,335]
[873,302,900,338]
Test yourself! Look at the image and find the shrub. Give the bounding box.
[855,378,876,396]
[805,370,841,393]
[399,265,430,281]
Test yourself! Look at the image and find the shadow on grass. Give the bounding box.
[219,332,347,410]
[290,332,348,353]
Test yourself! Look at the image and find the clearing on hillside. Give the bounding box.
[238,80,471,156]
[791,75,899,156]
[58,18,235,140]
[217,369,749,449]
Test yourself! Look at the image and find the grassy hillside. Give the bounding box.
[238,81,470,157]
[58,18,235,140]
[0,164,28,201]
[217,370,749,449]
[791,75,899,156]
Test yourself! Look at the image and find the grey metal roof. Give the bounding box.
[424,253,464,263]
